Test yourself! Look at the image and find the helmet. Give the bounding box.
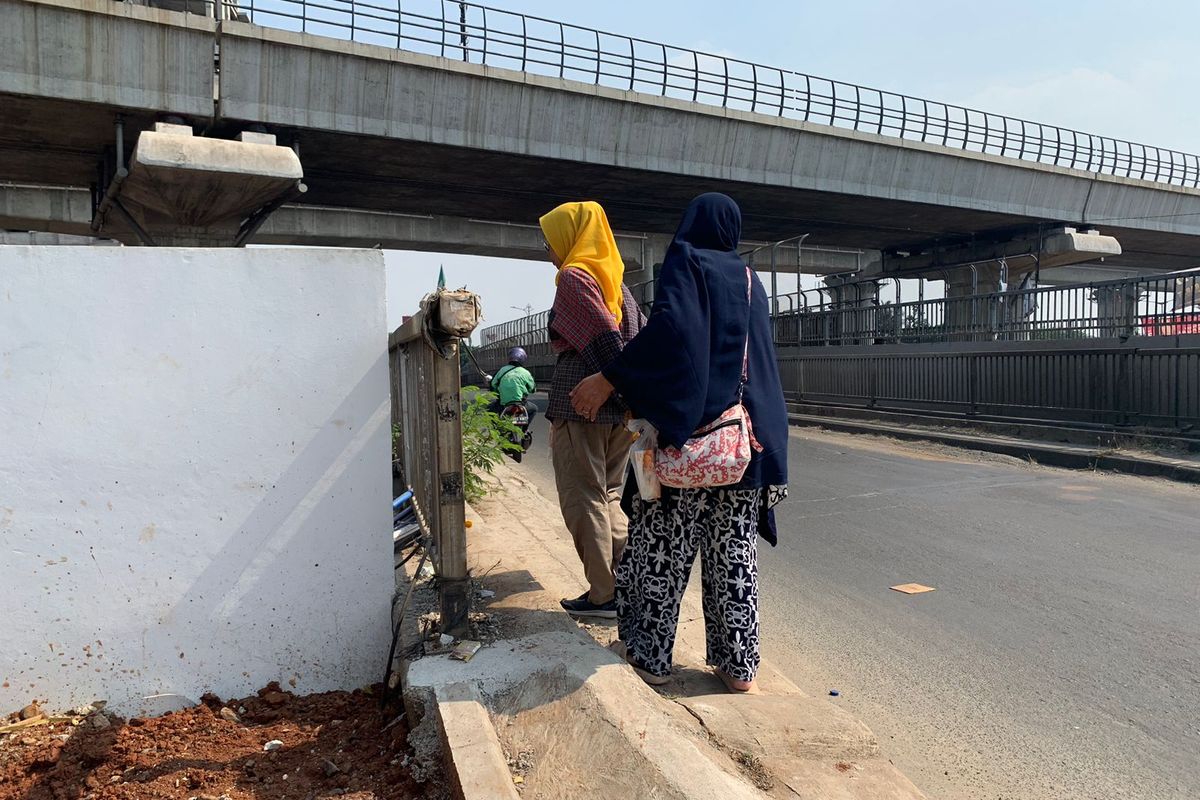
[507,346,528,365]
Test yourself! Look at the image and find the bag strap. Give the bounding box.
[491,364,516,390]
[737,266,752,401]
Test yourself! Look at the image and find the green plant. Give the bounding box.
[903,311,940,333]
[460,387,522,503]
[899,310,946,342]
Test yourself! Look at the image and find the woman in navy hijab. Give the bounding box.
[570,193,788,693]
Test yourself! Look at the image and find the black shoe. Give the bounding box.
[560,594,617,619]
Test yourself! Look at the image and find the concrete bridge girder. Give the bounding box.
[208,15,1200,268]
[4,0,1200,270]
[1,182,868,284]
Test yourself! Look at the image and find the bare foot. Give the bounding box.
[609,640,670,686]
[715,668,758,694]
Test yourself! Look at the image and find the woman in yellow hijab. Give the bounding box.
[540,201,626,324]
[538,200,644,620]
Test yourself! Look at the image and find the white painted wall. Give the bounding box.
[0,247,392,715]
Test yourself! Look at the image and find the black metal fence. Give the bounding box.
[778,337,1200,431]
[156,0,1200,188]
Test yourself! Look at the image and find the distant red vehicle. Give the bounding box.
[1141,309,1200,336]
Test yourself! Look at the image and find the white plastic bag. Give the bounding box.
[627,418,661,502]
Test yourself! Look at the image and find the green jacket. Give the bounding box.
[491,364,536,405]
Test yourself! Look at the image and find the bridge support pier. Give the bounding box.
[944,265,1000,339]
[823,274,880,344]
[1092,285,1145,338]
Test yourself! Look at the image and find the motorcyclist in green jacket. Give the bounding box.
[488,346,537,422]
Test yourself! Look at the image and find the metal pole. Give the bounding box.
[770,247,777,317]
[893,279,902,340]
[459,2,469,62]
[115,115,125,169]
[769,233,810,317]
[969,264,979,336]
[91,116,129,234]
[434,338,471,636]
[998,258,1009,340]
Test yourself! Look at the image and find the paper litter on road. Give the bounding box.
[890,583,936,594]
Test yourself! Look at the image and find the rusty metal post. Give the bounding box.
[431,338,470,636]
[388,290,480,638]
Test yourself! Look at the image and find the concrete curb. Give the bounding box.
[433,682,522,800]
[408,629,772,799]
[789,412,1200,484]
[787,401,1200,453]
[396,553,523,800]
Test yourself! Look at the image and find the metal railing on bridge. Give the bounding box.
[774,268,1200,346]
[172,0,1200,188]
[473,309,552,384]
[478,268,1200,352]
[473,268,1200,432]
[473,278,653,381]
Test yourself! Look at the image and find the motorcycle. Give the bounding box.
[472,342,536,463]
[498,401,534,463]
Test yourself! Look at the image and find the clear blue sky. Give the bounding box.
[386,0,1200,331]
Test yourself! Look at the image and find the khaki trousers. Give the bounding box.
[551,419,632,604]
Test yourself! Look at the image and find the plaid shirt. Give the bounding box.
[547,270,645,425]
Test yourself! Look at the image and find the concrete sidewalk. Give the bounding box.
[407,462,925,800]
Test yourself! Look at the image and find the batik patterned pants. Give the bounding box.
[616,487,762,681]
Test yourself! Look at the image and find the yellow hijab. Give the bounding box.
[539,201,625,325]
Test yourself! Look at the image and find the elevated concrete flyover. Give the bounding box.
[3,0,1200,271]
[0,182,866,276]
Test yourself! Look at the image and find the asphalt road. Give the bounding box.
[515,402,1200,800]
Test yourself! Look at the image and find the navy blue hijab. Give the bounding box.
[603,194,789,538]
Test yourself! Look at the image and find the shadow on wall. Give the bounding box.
[164,354,393,700]
[0,246,392,718]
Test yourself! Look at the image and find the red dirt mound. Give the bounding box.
[0,684,429,800]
